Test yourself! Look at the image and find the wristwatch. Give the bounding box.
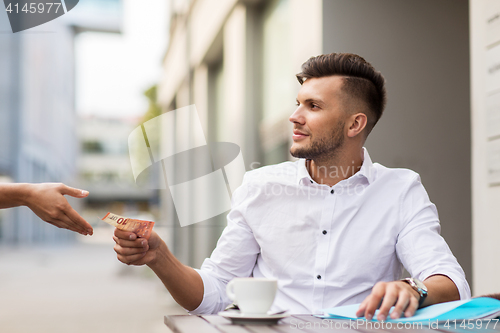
[401,277,428,307]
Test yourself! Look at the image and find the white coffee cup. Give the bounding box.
[226,278,278,315]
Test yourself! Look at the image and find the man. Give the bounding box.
[0,182,93,236]
[113,53,470,320]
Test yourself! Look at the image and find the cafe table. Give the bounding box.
[164,313,500,332]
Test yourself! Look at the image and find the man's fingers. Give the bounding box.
[360,281,423,321]
[355,305,366,318]
[377,284,398,321]
[113,235,147,249]
[356,298,369,317]
[59,184,89,198]
[363,282,386,320]
[116,252,147,265]
[114,228,137,240]
[404,294,419,317]
[391,290,411,319]
[114,243,149,256]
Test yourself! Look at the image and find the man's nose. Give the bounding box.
[289,107,305,124]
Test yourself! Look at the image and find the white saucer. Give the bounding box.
[218,311,289,325]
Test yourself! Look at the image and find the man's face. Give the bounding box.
[289,75,348,160]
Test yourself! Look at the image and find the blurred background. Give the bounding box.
[0,0,499,332]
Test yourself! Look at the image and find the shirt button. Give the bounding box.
[317,275,322,280]
[330,189,334,194]
[322,230,327,235]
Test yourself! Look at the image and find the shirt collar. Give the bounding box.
[357,147,376,184]
[297,159,312,185]
[296,147,376,185]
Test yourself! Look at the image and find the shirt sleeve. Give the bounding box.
[189,174,261,314]
[396,174,471,300]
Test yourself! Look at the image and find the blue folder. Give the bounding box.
[319,297,500,323]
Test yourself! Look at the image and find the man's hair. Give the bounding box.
[296,53,387,135]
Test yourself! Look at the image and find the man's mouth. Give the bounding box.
[292,130,309,141]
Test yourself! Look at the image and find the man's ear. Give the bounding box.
[347,113,368,138]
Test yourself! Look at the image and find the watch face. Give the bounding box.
[413,278,428,293]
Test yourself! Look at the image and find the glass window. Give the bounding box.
[262,0,294,120]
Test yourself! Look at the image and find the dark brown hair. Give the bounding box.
[296,53,387,134]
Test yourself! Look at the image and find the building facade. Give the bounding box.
[0,0,122,243]
[76,115,159,224]
[470,0,500,296]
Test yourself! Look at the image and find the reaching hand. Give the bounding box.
[113,229,162,266]
[24,183,93,236]
[113,228,205,311]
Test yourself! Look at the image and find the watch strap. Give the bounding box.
[401,277,427,308]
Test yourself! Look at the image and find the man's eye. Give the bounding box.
[311,104,319,109]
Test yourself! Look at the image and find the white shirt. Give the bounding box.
[191,148,471,314]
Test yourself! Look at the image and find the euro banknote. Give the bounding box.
[101,212,154,240]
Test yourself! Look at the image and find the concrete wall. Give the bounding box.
[470,0,500,296]
[322,0,472,286]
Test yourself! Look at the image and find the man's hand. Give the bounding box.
[112,228,204,310]
[356,281,421,321]
[113,229,162,266]
[24,183,93,236]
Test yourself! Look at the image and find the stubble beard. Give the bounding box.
[290,120,345,161]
